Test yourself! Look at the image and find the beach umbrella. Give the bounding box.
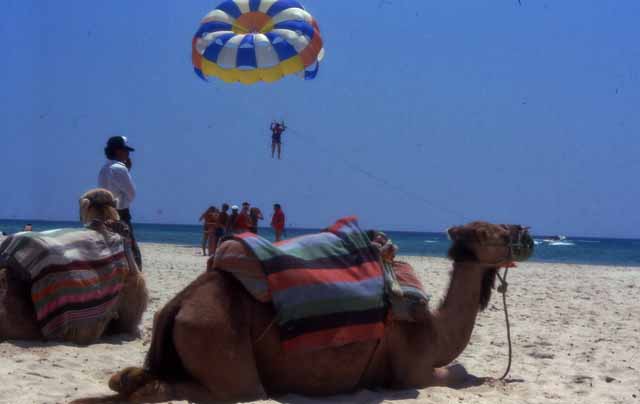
[192,0,325,84]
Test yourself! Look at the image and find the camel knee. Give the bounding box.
[432,364,471,387]
[106,367,179,403]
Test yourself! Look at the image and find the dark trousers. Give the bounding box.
[117,208,142,270]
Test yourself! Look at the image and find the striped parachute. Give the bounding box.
[192,0,325,84]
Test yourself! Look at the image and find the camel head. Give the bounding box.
[447,222,533,310]
[447,222,533,266]
[79,188,120,225]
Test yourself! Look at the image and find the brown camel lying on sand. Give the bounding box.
[0,188,148,345]
[72,221,532,403]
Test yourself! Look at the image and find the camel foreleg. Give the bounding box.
[0,270,42,341]
[71,367,217,404]
[129,380,215,403]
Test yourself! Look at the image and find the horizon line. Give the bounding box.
[1,218,638,241]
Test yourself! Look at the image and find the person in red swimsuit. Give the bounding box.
[233,202,252,233]
[271,203,285,242]
[270,121,286,159]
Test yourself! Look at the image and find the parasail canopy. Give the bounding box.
[192,0,325,84]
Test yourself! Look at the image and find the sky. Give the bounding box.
[1,0,639,238]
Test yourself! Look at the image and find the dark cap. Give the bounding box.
[106,136,135,152]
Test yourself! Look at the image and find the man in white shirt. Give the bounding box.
[98,136,142,268]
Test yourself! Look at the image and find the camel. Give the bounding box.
[0,188,148,345]
[72,221,532,403]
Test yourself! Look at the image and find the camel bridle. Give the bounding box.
[496,267,512,381]
[449,226,533,381]
[450,226,533,267]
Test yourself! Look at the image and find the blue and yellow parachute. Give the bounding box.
[192,0,325,84]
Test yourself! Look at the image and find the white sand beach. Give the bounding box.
[1,242,638,404]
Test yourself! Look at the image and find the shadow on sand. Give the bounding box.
[276,365,518,404]
[5,332,138,349]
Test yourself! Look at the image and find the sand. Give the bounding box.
[1,242,638,404]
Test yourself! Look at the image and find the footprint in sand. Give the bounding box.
[572,375,593,385]
[529,351,555,359]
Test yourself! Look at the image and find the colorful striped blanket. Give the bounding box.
[0,225,130,341]
[388,261,430,321]
[235,217,387,352]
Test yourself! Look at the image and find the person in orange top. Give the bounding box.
[271,203,285,242]
[236,202,253,232]
[198,206,218,255]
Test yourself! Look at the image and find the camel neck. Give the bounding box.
[431,262,487,367]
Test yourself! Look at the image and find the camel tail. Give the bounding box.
[143,293,187,380]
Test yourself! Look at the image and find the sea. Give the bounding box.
[1,219,639,267]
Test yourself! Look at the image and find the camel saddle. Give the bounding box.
[219,217,430,353]
[0,221,133,340]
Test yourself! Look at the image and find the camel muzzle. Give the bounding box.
[508,226,534,262]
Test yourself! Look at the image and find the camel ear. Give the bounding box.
[79,198,91,224]
[446,226,461,241]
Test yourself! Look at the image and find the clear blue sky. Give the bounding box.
[1,0,639,238]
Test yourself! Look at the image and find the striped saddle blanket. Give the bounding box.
[0,226,130,340]
[235,217,387,352]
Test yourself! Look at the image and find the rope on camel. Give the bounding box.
[496,267,512,380]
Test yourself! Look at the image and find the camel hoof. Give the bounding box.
[109,367,153,396]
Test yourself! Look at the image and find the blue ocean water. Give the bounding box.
[1,219,639,267]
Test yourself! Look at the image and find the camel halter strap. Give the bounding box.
[495,227,527,381]
[453,226,529,381]
[496,267,512,380]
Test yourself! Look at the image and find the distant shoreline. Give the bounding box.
[1,218,638,241]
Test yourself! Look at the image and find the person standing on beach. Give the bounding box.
[249,206,263,234]
[226,205,240,235]
[206,207,219,256]
[98,135,142,268]
[233,202,252,233]
[271,203,285,242]
[199,206,218,255]
[198,207,210,255]
[211,203,229,256]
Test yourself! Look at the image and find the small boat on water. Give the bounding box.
[543,235,567,243]
[541,235,575,246]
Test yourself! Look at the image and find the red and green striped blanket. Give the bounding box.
[0,226,130,340]
[235,217,386,352]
